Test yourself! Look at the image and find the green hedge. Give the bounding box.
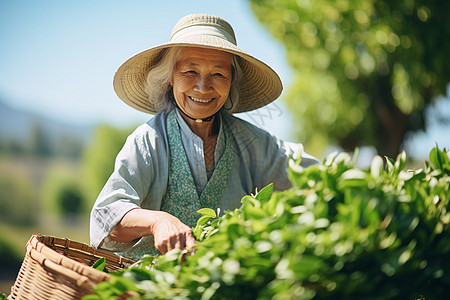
[86,147,450,300]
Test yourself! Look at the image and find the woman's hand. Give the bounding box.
[109,208,196,254]
[151,211,196,254]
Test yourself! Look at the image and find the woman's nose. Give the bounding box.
[195,76,212,92]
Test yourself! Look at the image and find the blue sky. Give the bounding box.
[0,0,448,159]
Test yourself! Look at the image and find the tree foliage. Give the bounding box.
[250,0,450,158]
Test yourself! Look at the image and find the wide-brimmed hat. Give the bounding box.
[113,13,283,114]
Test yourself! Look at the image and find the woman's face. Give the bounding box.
[171,47,232,120]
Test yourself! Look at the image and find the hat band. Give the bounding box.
[170,24,237,45]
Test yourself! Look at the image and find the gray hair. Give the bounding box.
[145,47,242,113]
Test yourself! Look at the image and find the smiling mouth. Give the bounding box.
[189,96,214,103]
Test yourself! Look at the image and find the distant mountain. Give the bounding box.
[0,99,93,152]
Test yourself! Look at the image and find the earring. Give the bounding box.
[223,96,234,111]
[167,85,175,102]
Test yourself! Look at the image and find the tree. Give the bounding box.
[250,0,450,158]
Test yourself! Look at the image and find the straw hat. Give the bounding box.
[113,13,283,114]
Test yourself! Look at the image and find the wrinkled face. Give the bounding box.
[171,47,232,120]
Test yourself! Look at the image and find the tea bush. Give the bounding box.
[86,147,450,300]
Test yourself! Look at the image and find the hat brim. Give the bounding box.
[113,37,283,114]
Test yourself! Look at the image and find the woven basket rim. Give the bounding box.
[8,234,136,299]
[32,234,134,270]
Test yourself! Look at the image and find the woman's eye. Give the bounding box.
[186,70,197,74]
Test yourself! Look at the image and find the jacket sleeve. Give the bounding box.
[89,127,154,252]
[257,133,319,191]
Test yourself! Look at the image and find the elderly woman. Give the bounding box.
[90,14,317,261]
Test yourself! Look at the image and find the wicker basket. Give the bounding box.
[8,234,135,300]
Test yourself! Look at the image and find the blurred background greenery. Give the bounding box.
[0,119,133,293]
[1,0,449,296]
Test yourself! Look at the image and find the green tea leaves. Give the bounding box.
[337,169,367,189]
[370,155,384,178]
[92,257,108,273]
[429,145,450,172]
[255,183,274,203]
[192,208,220,241]
[87,146,450,300]
[197,208,217,218]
